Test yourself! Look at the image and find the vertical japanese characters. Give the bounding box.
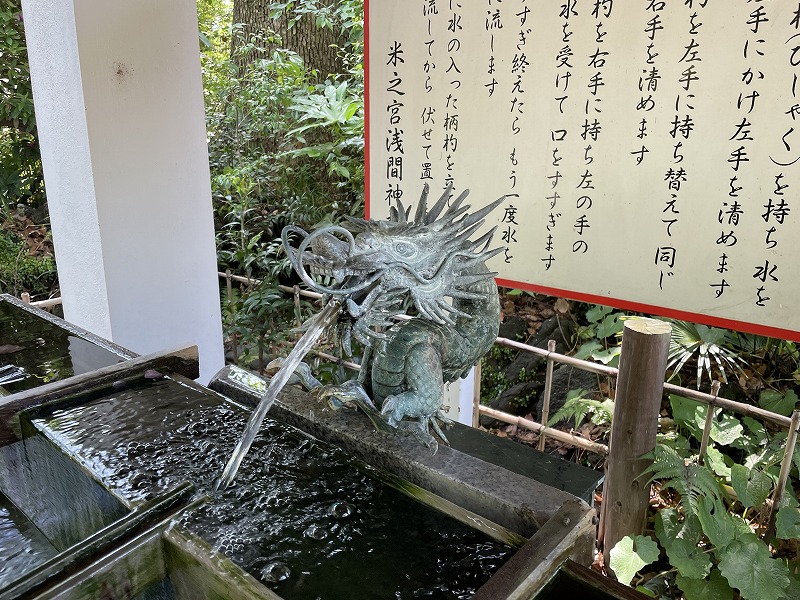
[370,1,800,338]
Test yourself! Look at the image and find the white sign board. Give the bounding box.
[367,0,800,341]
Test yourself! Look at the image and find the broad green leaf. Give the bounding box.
[706,446,732,479]
[585,304,613,323]
[776,506,800,540]
[608,535,660,587]
[591,346,621,365]
[717,533,789,600]
[697,496,742,549]
[759,389,798,417]
[597,312,624,338]
[742,416,768,445]
[655,512,711,580]
[670,395,702,437]
[731,463,773,508]
[654,507,681,542]
[709,413,744,446]
[779,568,800,600]
[677,569,734,600]
[573,339,602,361]
[669,396,743,445]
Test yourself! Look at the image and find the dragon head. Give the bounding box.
[285,185,503,293]
[282,184,504,342]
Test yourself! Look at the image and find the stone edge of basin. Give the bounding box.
[208,365,594,540]
[0,295,137,361]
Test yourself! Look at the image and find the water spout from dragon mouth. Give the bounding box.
[215,299,343,491]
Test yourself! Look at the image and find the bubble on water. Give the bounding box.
[128,472,150,489]
[260,561,291,583]
[328,501,355,518]
[303,524,328,540]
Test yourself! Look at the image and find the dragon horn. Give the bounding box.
[395,197,410,223]
[437,188,471,225]
[414,183,430,224]
[458,195,506,230]
[466,228,497,253]
[425,183,454,224]
[448,219,485,247]
[480,246,504,262]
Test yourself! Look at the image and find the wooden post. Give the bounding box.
[599,318,671,561]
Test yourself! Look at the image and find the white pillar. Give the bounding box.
[443,367,478,426]
[21,0,224,383]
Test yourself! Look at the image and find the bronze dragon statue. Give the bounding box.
[280,184,504,449]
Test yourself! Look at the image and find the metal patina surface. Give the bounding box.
[282,184,505,448]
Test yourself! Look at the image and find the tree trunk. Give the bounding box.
[232,0,345,80]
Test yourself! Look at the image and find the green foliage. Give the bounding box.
[726,330,800,391]
[776,506,800,539]
[287,79,364,183]
[615,442,796,600]
[548,388,614,429]
[0,0,34,134]
[644,444,727,516]
[222,280,316,372]
[572,304,624,367]
[654,511,711,580]
[665,320,743,389]
[669,394,743,447]
[0,0,46,211]
[608,534,660,587]
[200,0,365,369]
[479,344,534,410]
[0,226,56,296]
[730,463,772,509]
[759,388,798,417]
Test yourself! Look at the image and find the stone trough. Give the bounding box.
[0,295,632,600]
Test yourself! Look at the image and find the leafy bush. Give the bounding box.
[0,0,46,211]
[0,226,56,296]
[608,389,800,599]
[200,1,365,368]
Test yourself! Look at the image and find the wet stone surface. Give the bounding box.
[0,492,58,586]
[0,299,125,394]
[32,379,513,599]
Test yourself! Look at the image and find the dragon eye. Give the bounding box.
[394,242,415,257]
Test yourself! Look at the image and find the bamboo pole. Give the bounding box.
[225,269,238,363]
[479,405,609,455]
[765,410,800,540]
[698,381,721,465]
[472,360,482,429]
[538,339,557,451]
[599,318,671,562]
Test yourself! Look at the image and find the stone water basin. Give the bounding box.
[0,296,602,599]
[17,376,516,599]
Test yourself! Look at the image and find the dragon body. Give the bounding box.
[282,184,504,446]
[370,261,499,429]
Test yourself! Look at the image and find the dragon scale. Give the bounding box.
[370,262,500,426]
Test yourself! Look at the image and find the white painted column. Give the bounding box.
[21,0,224,383]
[442,367,478,426]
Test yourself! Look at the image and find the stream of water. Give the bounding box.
[216,300,341,491]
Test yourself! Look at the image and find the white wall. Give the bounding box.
[22,0,224,382]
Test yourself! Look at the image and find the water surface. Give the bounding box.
[34,379,512,599]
